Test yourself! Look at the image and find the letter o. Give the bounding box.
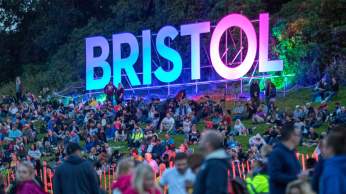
[210,14,257,80]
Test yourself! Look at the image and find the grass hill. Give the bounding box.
[105,87,346,155]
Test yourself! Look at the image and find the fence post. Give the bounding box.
[237,163,242,179]
[246,161,250,173]
[232,162,236,178]
[108,168,111,194]
[43,161,48,192]
[301,154,306,170]
[103,169,107,191]
[241,162,245,178]
[48,169,53,193]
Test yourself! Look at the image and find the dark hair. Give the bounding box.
[66,142,81,155]
[306,158,317,169]
[175,152,188,161]
[280,123,295,141]
[326,125,346,155]
[188,153,204,172]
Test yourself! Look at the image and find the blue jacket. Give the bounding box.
[193,149,231,194]
[319,155,346,194]
[268,143,301,194]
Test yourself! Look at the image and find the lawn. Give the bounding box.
[107,87,346,155]
[38,87,346,161]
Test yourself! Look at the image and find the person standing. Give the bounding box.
[116,83,125,104]
[112,158,135,194]
[124,164,161,194]
[104,81,116,104]
[265,80,276,105]
[53,143,101,194]
[7,161,46,194]
[193,130,231,194]
[268,125,302,194]
[15,77,23,102]
[250,80,260,106]
[319,125,346,194]
[160,152,196,194]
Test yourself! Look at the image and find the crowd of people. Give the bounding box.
[0,77,345,194]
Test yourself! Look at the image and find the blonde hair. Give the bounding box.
[16,161,35,181]
[286,180,316,194]
[116,158,134,178]
[132,164,160,194]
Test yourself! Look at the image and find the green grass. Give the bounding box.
[166,87,345,154]
[36,87,346,160]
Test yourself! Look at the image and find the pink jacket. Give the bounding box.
[123,187,161,194]
[111,174,132,193]
[16,180,46,194]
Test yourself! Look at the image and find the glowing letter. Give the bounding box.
[180,22,210,80]
[142,30,152,85]
[210,14,257,80]
[85,36,111,90]
[259,13,283,72]
[113,33,141,86]
[154,26,182,83]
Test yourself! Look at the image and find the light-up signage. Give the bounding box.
[85,13,283,90]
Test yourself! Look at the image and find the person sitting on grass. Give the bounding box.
[312,78,328,102]
[232,101,248,120]
[252,105,266,124]
[302,127,320,147]
[234,119,248,136]
[225,135,239,149]
[188,124,200,145]
[249,133,266,150]
[130,125,144,148]
[160,113,175,134]
[323,76,339,102]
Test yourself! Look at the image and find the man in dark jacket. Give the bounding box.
[250,80,260,106]
[193,130,231,194]
[319,125,346,194]
[53,143,101,194]
[268,124,302,194]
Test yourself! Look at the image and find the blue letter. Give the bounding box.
[180,22,210,80]
[154,26,182,83]
[142,30,152,85]
[85,36,111,90]
[113,33,141,86]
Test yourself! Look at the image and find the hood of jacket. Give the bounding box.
[65,155,85,165]
[205,149,230,160]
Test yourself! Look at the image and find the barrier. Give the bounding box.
[2,152,318,193]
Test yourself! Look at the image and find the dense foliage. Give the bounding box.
[0,0,345,94]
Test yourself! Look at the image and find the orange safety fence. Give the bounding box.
[1,152,319,193]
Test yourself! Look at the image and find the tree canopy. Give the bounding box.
[0,0,345,94]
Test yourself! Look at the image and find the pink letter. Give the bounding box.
[210,14,257,80]
[258,13,283,72]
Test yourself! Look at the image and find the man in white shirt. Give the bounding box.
[160,152,196,194]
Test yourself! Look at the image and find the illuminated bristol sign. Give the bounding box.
[85,13,283,90]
